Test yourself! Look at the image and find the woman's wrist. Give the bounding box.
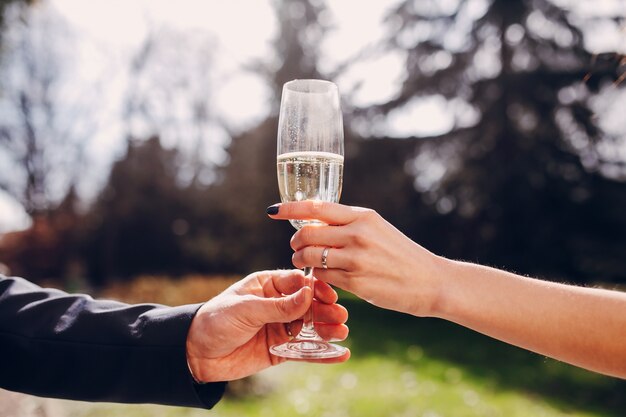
[399,248,454,319]
[426,256,465,320]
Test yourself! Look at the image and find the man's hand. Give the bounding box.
[185,270,350,382]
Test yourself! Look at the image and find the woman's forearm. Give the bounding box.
[434,259,626,378]
[268,201,626,378]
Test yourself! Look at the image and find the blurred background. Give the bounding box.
[0,0,625,416]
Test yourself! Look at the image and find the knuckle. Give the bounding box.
[274,298,289,316]
[346,226,366,247]
[343,253,359,271]
[348,251,368,272]
[341,274,355,292]
[238,295,259,316]
[352,231,367,248]
[361,208,379,221]
[310,200,326,218]
[303,246,317,264]
[299,226,314,244]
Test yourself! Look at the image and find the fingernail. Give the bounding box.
[266,204,279,215]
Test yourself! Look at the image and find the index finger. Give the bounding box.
[266,201,366,226]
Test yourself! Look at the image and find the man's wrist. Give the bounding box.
[187,357,207,385]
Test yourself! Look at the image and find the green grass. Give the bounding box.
[62,299,625,417]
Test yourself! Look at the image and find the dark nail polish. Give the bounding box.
[266,204,279,215]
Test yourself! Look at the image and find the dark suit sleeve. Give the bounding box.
[0,275,226,408]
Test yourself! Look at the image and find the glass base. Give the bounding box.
[270,338,348,359]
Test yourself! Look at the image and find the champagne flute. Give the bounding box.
[270,79,348,359]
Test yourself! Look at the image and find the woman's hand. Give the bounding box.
[269,203,626,379]
[267,201,445,317]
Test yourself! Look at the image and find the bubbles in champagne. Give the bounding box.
[277,151,344,230]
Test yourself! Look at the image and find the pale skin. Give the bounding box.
[186,269,350,383]
[268,201,626,379]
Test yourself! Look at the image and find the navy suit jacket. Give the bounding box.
[0,275,226,408]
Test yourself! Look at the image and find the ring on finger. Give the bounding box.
[321,247,330,269]
[284,322,293,338]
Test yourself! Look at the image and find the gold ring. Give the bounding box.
[321,247,330,269]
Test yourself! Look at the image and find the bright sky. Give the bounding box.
[0,0,411,232]
[52,0,409,130]
[0,0,624,233]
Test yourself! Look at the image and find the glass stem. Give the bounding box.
[298,266,318,340]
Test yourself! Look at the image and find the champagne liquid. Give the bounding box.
[277,151,344,229]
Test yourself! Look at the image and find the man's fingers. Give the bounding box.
[314,279,338,304]
[313,300,348,324]
[251,287,312,326]
[287,321,349,342]
[265,269,306,297]
[266,270,338,304]
[267,201,366,225]
[282,300,348,340]
[314,323,349,342]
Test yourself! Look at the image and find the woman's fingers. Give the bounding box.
[292,246,352,271]
[311,268,353,293]
[290,224,349,251]
[267,201,369,226]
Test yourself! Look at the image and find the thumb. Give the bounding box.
[252,286,312,326]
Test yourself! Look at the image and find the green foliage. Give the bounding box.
[368,0,626,282]
[60,299,626,417]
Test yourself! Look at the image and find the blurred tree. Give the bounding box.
[4,0,625,287]
[82,137,191,283]
[121,26,225,186]
[270,0,325,90]
[0,16,228,282]
[205,0,329,273]
[353,0,626,282]
[0,0,32,35]
[81,26,243,278]
[0,2,98,215]
[211,0,435,272]
[0,186,80,281]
